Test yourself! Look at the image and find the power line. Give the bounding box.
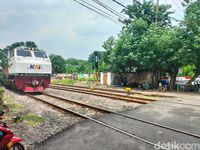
[163,0,183,19]
[74,0,121,24]
[80,0,118,20]
[170,0,183,13]
[72,0,123,25]
[91,0,127,20]
[112,0,128,9]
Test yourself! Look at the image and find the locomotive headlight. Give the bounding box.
[32,80,39,86]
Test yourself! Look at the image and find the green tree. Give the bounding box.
[107,19,186,89]
[65,58,85,65]
[25,41,37,49]
[123,0,173,27]
[0,49,8,69]
[3,41,38,52]
[183,0,200,77]
[102,36,116,51]
[49,54,66,74]
[0,49,9,84]
[101,36,116,66]
[178,64,196,77]
[108,19,149,73]
[104,1,188,90]
[66,64,77,74]
[65,58,94,74]
[76,62,93,73]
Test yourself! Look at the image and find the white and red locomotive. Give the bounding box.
[3,47,52,92]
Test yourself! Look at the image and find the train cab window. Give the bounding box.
[17,50,32,57]
[34,51,47,58]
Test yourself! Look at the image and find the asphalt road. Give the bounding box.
[36,96,200,150]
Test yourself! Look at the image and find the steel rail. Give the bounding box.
[43,93,200,139]
[51,86,157,101]
[50,86,148,104]
[49,86,151,104]
[43,92,110,113]
[27,94,168,150]
[51,85,200,107]
[51,85,157,102]
[51,83,172,98]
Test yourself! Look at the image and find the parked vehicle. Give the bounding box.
[0,112,24,150]
[183,78,200,92]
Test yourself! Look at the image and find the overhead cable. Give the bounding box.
[163,0,183,19]
[112,0,128,9]
[92,0,127,20]
[72,0,123,25]
[170,0,183,13]
[80,0,119,20]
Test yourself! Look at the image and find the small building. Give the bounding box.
[100,72,153,87]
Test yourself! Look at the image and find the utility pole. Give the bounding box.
[155,0,159,24]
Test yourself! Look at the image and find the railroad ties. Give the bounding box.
[27,92,200,149]
[49,84,158,104]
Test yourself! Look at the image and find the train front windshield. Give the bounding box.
[17,50,32,57]
[34,51,47,58]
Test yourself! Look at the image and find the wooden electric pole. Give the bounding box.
[155,0,159,24]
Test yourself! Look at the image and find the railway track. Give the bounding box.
[51,83,172,98]
[50,84,200,108]
[28,93,200,139]
[49,85,157,104]
[27,93,167,150]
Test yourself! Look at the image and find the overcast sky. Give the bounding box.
[0,0,184,60]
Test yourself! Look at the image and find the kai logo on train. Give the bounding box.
[29,64,42,70]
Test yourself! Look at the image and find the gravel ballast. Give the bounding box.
[3,88,142,149]
[46,88,141,111]
[4,90,81,149]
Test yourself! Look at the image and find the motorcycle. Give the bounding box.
[0,111,24,150]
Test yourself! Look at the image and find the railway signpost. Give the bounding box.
[94,51,99,85]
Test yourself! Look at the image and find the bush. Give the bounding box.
[87,76,97,82]
[0,73,7,86]
[0,87,4,101]
[52,79,76,85]
[78,78,86,81]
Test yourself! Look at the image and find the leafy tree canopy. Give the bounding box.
[66,58,86,65]
[178,64,196,77]
[0,49,8,69]
[123,0,173,27]
[183,0,200,75]
[0,49,9,83]
[49,54,66,74]
[3,41,38,52]
[102,36,116,51]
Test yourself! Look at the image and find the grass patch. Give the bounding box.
[2,92,44,126]
[21,113,45,126]
[4,95,24,113]
[52,79,77,85]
